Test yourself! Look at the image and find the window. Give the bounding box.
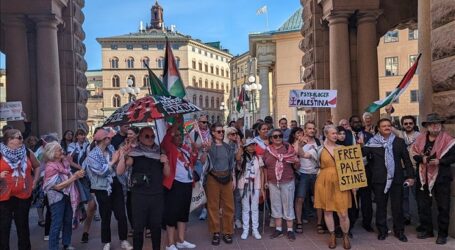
[172,44,180,50]
[216,82,219,90]
[199,95,203,107]
[142,44,149,50]
[192,77,197,86]
[409,54,418,67]
[221,68,225,77]
[216,97,220,108]
[210,65,214,74]
[386,91,399,103]
[198,78,202,88]
[142,57,150,68]
[221,83,224,91]
[174,57,180,68]
[110,44,118,50]
[157,44,164,50]
[127,57,134,68]
[157,57,164,68]
[112,95,121,107]
[226,70,229,78]
[211,81,214,89]
[216,67,219,75]
[217,116,220,122]
[112,75,120,87]
[198,62,202,71]
[143,75,149,87]
[205,96,209,108]
[126,44,133,50]
[384,30,399,43]
[192,60,196,69]
[205,63,208,72]
[385,57,398,76]
[192,47,196,52]
[216,55,219,60]
[128,75,136,87]
[211,97,215,108]
[410,90,419,102]
[205,51,208,56]
[408,29,418,40]
[205,80,208,88]
[111,57,119,68]
[211,115,215,124]
[193,95,197,104]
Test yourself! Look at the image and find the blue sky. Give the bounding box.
[1,0,302,70]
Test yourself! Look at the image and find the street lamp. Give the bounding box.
[245,75,262,124]
[120,78,141,102]
[219,101,227,124]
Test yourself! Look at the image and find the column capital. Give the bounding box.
[30,14,64,29]
[324,11,352,25]
[357,10,383,25]
[1,14,27,30]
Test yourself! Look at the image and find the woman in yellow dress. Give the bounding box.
[314,125,352,249]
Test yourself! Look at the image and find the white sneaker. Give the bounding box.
[252,230,262,240]
[241,230,249,240]
[165,245,178,250]
[199,208,207,220]
[103,243,111,250]
[235,219,242,229]
[120,240,133,250]
[176,240,196,249]
[43,235,49,241]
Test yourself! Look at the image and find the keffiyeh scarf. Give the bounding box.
[266,144,296,186]
[0,143,28,178]
[128,143,160,159]
[84,146,113,194]
[366,133,396,193]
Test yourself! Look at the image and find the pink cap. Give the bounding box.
[93,128,116,141]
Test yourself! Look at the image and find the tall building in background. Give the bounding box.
[85,70,104,136]
[97,1,232,124]
[377,28,419,125]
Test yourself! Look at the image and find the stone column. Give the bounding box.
[35,16,63,136]
[3,15,32,123]
[418,0,432,118]
[258,63,270,118]
[327,13,352,123]
[357,11,380,120]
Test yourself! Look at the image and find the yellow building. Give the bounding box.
[377,28,419,125]
[85,70,104,136]
[97,1,232,124]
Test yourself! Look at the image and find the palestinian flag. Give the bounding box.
[144,63,170,96]
[236,87,250,112]
[163,38,186,98]
[365,54,421,113]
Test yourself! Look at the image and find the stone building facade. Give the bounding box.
[0,0,89,137]
[97,1,231,125]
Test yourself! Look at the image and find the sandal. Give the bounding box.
[222,234,233,244]
[317,224,326,234]
[211,233,220,246]
[295,223,303,234]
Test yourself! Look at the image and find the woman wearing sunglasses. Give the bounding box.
[116,127,170,250]
[254,122,270,156]
[263,129,300,242]
[0,129,40,250]
[83,128,132,250]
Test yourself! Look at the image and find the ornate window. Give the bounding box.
[198,78,203,88]
[199,95,203,107]
[128,75,136,87]
[216,97,220,108]
[111,57,119,68]
[193,95,197,104]
[143,75,149,87]
[205,96,209,108]
[175,57,180,68]
[205,80,208,88]
[157,57,164,68]
[142,57,150,68]
[112,95,121,107]
[211,81,214,89]
[127,57,134,68]
[112,75,120,87]
[192,77,197,87]
[211,97,215,108]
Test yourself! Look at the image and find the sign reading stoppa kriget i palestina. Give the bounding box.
[288,90,337,108]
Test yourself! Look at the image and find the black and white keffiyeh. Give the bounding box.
[0,143,28,178]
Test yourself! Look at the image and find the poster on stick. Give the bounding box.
[0,101,24,121]
[334,145,368,191]
[288,89,337,108]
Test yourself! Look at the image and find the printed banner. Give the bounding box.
[0,101,24,121]
[334,145,368,191]
[288,89,337,107]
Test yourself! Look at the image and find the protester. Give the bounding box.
[362,112,376,135]
[117,127,169,250]
[263,129,299,241]
[412,113,455,245]
[253,122,269,156]
[264,116,274,130]
[200,123,236,246]
[290,120,298,129]
[338,119,351,131]
[0,129,40,250]
[123,126,139,236]
[363,118,415,242]
[111,124,129,150]
[279,118,291,142]
[1,111,32,141]
[234,118,245,140]
[161,125,197,250]
[237,139,263,240]
[25,136,40,152]
[42,141,84,250]
[61,130,74,154]
[83,128,132,250]
[314,125,352,249]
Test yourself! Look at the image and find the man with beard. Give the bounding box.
[363,118,415,242]
[412,113,455,245]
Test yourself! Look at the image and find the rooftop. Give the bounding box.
[250,7,303,36]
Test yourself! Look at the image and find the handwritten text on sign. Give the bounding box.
[0,101,24,121]
[288,90,337,108]
[334,145,368,191]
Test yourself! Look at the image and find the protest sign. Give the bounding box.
[0,101,24,121]
[289,89,337,108]
[334,144,368,191]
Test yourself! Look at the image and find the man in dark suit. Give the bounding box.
[363,118,415,242]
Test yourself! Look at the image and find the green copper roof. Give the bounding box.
[277,7,303,32]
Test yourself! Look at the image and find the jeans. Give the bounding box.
[49,197,73,250]
[234,188,242,221]
[240,188,260,231]
[0,197,31,250]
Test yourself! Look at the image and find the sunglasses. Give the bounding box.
[403,122,414,126]
[13,135,23,140]
[229,132,238,136]
[199,121,208,124]
[272,134,283,139]
[215,130,225,134]
[144,134,156,139]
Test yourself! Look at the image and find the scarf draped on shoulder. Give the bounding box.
[128,143,161,160]
[365,133,396,193]
[0,143,28,178]
[266,143,296,186]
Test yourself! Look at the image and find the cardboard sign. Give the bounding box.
[289,89,337,108]
[334,145,368,191]
[0,101,24,121]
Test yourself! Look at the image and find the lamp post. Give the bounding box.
[244,75,262,124]
[120,78,141,102]
[219,101,227,124]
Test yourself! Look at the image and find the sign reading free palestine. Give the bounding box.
[288,90,337,108]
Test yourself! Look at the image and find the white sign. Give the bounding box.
[0,101,24,121]
[289,90,337,108]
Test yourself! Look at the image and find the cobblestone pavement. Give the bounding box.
[7,207,455,249]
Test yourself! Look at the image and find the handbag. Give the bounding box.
[209,172,232,185]
[190,181,206,212]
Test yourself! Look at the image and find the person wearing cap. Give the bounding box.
[237,138,264,240]
[116,127,170,250]
[83,128,132,250]
[412,113,455,245]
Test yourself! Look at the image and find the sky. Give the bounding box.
[1,0,302,70]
